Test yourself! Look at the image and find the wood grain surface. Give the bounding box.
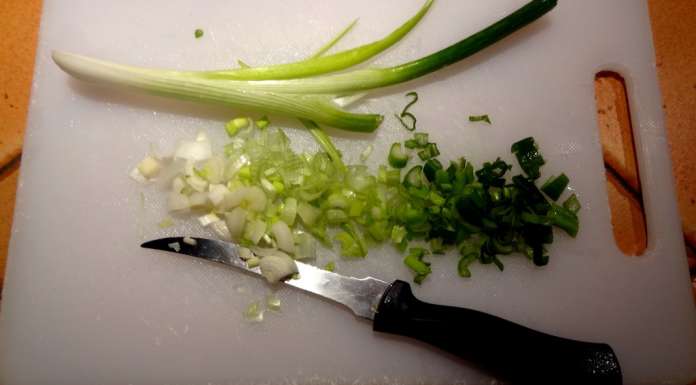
[0,0,41,293]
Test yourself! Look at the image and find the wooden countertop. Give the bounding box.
[1,1,695,381]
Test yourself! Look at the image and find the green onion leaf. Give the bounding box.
[54,0,557,131]
[388,143,409,168]
[194,29,204,39]
[396,92,419,131]
[547,204,579,237]
[403,247,431,284]
[323,261,336,272]
[469,114,491,124]
[541,173,569,201]
[562,193,581,214]
[511,137,545,180]
[255,115,270,129]
[414,133,429,147]
[309,18,359,59]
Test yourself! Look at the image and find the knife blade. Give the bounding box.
[140,236,388,319]
[142,236,623,385]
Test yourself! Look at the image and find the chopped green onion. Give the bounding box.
[541,173,569,201]
[280,197,298,225]
[158,218,174,228]
[259,254,298,283]
[388,143,409,168]
[417,142,440,161]
[266,295,281,311]
[326,209,349,224]
[395,92,419,131]
[403,166,426,188]
[335,230,364,258]
[430,237,445,254]
[246,256,261,268]
[137,112,578,284]
[511,137,545,180]
[300,119,346,171]
[323,261,336,272]
[547,204,579,237]
[136,156,162,179]
[563,193,581,214]
[244,218,267,244]
[391,225,407,244]
[469,114,491,124]
[414,133,429,147]
[298,202,321,226]
[255,116,270,129]
[457,255,477,278]
[168,242,181,252]
[243,301,264,322]
[422,158,443,182]
[194,29,204,39]
[360,144,374,162]
[403,247,431,284]
[225,117,250,137]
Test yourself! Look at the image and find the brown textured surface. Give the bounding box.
[0,160,20,292]
[604,170,647,256]
[0,0,41,166]
[0,0,42,295]
[647,0,696,253]
[595,74,641,193]
[595,74,647,256]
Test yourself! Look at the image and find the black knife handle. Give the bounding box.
[373,280,622,385]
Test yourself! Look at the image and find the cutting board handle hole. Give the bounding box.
[594,71,647,256]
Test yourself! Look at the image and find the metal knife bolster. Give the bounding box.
[140,237,389,319]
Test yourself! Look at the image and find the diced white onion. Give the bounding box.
[129,167,148,184]
[168,242,181,252]
[259,254,298,283]
[174,132,212,161]
[224,207,247,241]
[297,202,320,226]
[250,247,292,259]
[189,192,208,208]
[186,174,208,192]
[244,219,267,245]
[221,187,246,210]
[244,186,267,212]
[137,156,162,178]
[238,247,253,261]
[171,176,186,193]
[295,232,317,260]
[210,220,231,240]
[198,213,221,227]
[208,184,229,207]
[167,192,190,211]
[183,237,197,246]
[280,197,297,226]
[271,221,295,254]
[360,144,374,162]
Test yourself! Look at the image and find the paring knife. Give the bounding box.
[142,237,622,385]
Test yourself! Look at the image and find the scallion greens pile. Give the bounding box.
[133,120,579,284]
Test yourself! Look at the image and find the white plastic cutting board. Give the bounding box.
[2,1,696,384]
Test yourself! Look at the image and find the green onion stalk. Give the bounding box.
[52,0,557,163]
